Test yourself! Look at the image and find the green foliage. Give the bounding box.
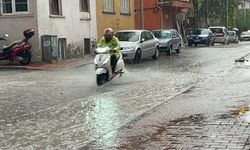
[236,9,250,31]
[189,0,242,28]
[207,0,240,27]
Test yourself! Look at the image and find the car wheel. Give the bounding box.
[188,43,192,47]
[134,50,141,64]
[195,43,197,47]
[152,47,160,60]
[176,44,181,53]
[167,45,172,56]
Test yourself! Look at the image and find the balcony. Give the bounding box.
[157,0,193,8]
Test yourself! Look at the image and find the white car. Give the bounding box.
[115,30,160,64]
[209,26,229,45]
[240,31,250,41]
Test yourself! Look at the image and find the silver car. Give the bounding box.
[228,31,239,43]
[152,29,183,55]
[115,30,160,63]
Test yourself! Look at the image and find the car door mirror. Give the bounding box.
[141,38,145,43]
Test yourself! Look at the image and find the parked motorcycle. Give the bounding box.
[0,29,35,65]
[94,47,125,86]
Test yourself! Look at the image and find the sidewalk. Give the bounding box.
[0,55,93,70]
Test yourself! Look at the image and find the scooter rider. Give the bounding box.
[97,28,120,72]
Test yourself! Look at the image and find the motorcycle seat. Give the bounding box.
[2,40,21,52]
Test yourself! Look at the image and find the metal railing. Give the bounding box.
[157,0,192,5]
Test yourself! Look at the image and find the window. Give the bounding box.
[146,32,154,40]
[141,32,148,41]
[80,0,89,12]
[115,32,139,42]
[1,0,28,14]
[103,0,114,13]
[120,0,129,14]
[49,0,62,15]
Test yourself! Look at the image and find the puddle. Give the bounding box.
[170,114,205,124]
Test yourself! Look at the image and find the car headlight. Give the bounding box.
[123,46,135,50]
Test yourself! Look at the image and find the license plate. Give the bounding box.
[194,40,200,42]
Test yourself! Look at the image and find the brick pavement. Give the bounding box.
[85,114,250,150]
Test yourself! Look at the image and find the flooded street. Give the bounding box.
[1,42,250,149]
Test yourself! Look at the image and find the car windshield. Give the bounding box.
[242,32,250,35]
[115,32,139,42]
[210,28,223,33]
[192,29,209,35]
[152,31,171,39]
[228,32,235,36]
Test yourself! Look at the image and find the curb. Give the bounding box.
[0,57,93,71]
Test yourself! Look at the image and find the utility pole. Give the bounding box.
[226,0,229,29]
[140,0,144,29]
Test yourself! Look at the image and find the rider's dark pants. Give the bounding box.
[111,54,118,72]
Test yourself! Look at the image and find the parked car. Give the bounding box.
[188,28,215,46]
[240,31,250,41]
[228,31,239,43]
[209,26,229,45]
[152,29,183,55]
[115,30,160,63]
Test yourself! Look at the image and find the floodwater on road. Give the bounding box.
[1,42,250,149]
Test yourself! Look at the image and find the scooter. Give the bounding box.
[0,29,34,65]
[94,47,125,86]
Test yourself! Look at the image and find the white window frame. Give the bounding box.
[120,0,130,15]
[1,0,29,15]
[103,0,114,13]
[49,0,63,16]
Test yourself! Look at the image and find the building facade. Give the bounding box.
[0,0,97,63]
[96,0,135,39]
[135,0,193,30]
[239,0,250,9]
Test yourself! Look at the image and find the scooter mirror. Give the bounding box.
[4,34,9,37]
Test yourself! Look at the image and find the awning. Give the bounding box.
[157,0,193,8]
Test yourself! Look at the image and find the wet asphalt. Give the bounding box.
[1,42,250,149]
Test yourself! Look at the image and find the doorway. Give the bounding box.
[58,38,67,59]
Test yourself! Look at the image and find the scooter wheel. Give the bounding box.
[19,53,31,65]
[97,73,108,86]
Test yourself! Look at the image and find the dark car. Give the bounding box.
[188,28,215,46]
[152,29,183,55]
